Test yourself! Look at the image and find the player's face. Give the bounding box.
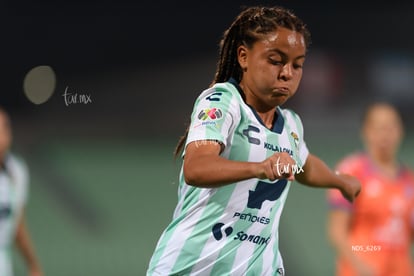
[363,106,403,159]
[238,27,306,109]
[0,112,11,159]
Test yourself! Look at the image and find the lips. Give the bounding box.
[273,88,290,97]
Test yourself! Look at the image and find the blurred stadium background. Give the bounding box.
[3,1,414,275]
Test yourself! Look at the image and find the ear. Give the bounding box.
[237,45,248,72]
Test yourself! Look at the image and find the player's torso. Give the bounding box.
[216,102,303,209]
[160,90,304,275]
[178,83,305,222]
[351,160,414,250]
[187,96,304,219]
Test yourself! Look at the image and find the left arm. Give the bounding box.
[15,211,43,276]
[295,154,361,202]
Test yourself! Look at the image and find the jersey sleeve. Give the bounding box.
[285,109,309,167]
[295,116,309,168]
[185,86,239,150]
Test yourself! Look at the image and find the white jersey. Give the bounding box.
[147,79,309,276]
[0,154,29,276]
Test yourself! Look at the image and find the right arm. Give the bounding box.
[183,140,295,188]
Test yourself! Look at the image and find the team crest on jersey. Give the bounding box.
[290,131,299,148]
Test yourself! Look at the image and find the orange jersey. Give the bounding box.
[327,152,414,276]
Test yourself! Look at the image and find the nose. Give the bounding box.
[279,63,293,81]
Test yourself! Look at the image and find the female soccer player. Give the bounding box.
[327,103,414,276]
[147,6,360,275]
[0,108,43,276]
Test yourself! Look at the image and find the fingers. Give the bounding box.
[338,174,361,202]
[261,152,297,181]
[273,152,297,180]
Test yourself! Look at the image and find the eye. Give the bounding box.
[293,63,303,69]
[269,58,283,65]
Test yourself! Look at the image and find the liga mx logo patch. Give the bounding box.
[198,108,223,121]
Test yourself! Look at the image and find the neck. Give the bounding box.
[369,150,399,178]
[246,95,276,128]
[256,109,276,129]
[239,84,276,129]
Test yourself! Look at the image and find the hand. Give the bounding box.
[256,152,297,181]
[337,173,361,202]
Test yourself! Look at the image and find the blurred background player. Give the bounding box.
[327,102,414,276]
[0,107,43,276]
